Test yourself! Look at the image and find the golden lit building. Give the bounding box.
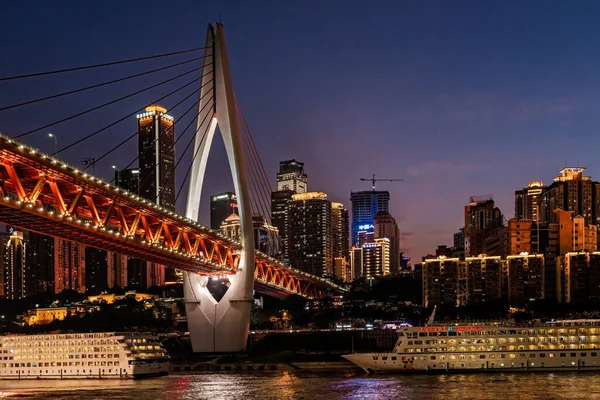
[542,167,595,226]
[422,257,465,307]
[515,181,545,221]
[23,307,76,326]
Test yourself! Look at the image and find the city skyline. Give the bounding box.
[2,2,600,261]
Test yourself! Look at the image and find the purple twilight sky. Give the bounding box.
[1,1,600,261]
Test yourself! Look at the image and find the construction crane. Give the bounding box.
[359,174,404,190]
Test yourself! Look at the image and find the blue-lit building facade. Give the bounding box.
[350,191,390,246]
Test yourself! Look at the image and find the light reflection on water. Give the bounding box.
[1,372,600,400]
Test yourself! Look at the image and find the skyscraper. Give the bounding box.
[350,191,389,246]
[541,168,597,226]
[54,239,85,293]
[331,202,350,281]
[331,203,349,259]
[464,196,503,257]
[276,160,307,193]
[107,252,127,289]
[137,105,176,209]
[2,231,27,299]
[271,159,308,261]
[271,189,294,261]
[210,192,238,230]
[26,231,54,295]
[137,105,174,286]
[85,247,108,294]
[114,168,140,194]
[220,214,281,257]
[286,192,332,276]
[374,211,400,274]
[515,181,545,221]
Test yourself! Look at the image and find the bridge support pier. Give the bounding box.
[184,271,253,353]
[183,22,255,353]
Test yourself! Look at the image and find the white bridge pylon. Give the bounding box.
[184,23,255,353]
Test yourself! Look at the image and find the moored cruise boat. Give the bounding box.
[0,332,169,379]
[344,319,600,373]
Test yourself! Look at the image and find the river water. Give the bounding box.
[1,372,599,399]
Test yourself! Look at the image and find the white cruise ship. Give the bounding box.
[0,332,169,379]
[344,319,600,373]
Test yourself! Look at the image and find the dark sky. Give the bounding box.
[1,1,600,260]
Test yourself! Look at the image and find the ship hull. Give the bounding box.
[344,351,600,374]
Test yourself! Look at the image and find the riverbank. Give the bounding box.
[170,360,361,374]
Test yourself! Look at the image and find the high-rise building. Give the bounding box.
[25,231,54,295]
[464,196,503,256]
[350,247,363,281]
[220,213,281,257]
[276,160,307,193]
[85,247,108,294]
[2,231,27,299]
[137,105,176,209]
[271,160,308,262]
[507,254,545,305]
[334,257,352,282]
[331,203,350,258]
[374,211,400,274]
[453,228,465,250]
[286,192,332,276]
[350,191,389,246]
[210,192,238,230]
[541,168,596,226]
[357,230,374,247]
[422,257,463,307]
[465,256,503,304]
[554,209,598,254]
[557,251,600,303]
[136,105,175,288]
[361,238,391,278]
[114,168,140,194]
[271,190,294,261]
[0,231,9,297]
[54,239,85,293]
[107,252,127,289]
[515,181,545,221]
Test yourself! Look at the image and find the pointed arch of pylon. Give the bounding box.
[183,23,255,353]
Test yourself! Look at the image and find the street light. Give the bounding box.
[48,133,57,156]
[112,165,120,186]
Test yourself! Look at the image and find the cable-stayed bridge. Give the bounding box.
[0,23,344,352]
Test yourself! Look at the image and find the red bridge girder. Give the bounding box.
[0,136,344,298]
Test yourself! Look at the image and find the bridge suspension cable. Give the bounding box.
[173,109,215,205]
[15,64,208,139]
[145,93,216,194]
[0,46,210,82]
[57,70,210,156]
[236,95,274,223]
[82,80,211,170]
[131,93,214,192]
[0,55,210,113]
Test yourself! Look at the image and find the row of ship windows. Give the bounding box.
[373,352,598,361]
[1,361,121,368]
[10,347,120,355]
[0,334,114,342]
[10,354,120,361]
[407,329,600,338]
[1,368,124,375]
[405,344,598,353]
[2,341,119,348]
[408,337,599,345]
